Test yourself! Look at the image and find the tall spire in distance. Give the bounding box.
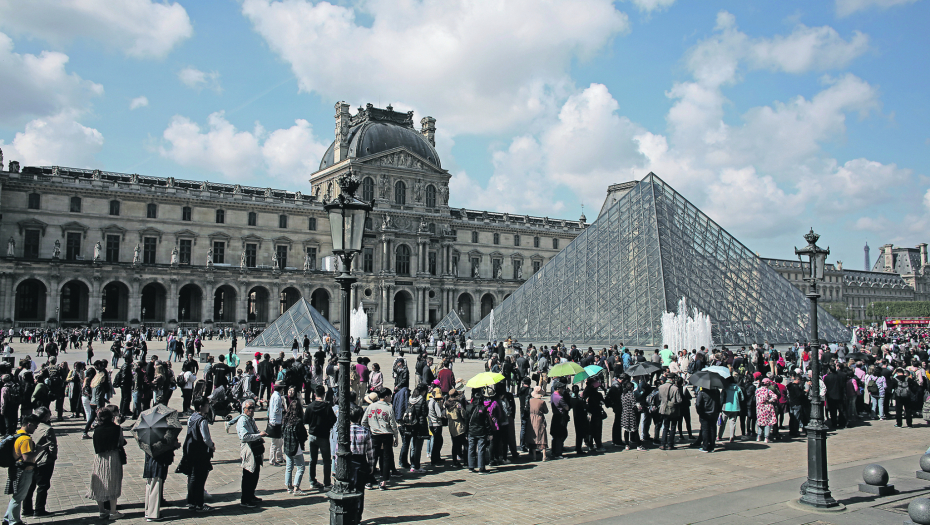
[864,242,870,270]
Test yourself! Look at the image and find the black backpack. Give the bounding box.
[48,367,65,395]
[646,389,661,413]
[0,434,19,468]
[5,382,22,406]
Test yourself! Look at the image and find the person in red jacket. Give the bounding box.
[437,360,456,395]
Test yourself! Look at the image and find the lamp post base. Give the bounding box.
[799,423,839,509]
[327,481,362,525]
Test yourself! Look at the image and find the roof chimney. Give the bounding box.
[920,243,928,267]
[420,116,436,147]
[882,244,894,271]
[333,101,351,163]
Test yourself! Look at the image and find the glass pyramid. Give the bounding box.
[246,297,341,349]
[468,173,850,347]
[434,309,466,333]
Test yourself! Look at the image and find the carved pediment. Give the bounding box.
[360,147,443,173]
[467,249,484,258]
[101,224,128,240]
[138,227,164,243]
[17,218,47,236]
[208,231,231,241]
[60,221,89,238]
[240,234,263,249]
[272,236,294,247]
[173,229,198,245]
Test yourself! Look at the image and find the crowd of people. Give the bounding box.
[0,324,928,523]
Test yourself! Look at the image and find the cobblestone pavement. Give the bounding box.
[4,340,928,524]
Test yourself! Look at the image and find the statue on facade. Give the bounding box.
[8,161,19,173]
[130,173,139,183]
[132,243,141,266]
[6,237,14,257]
[52,166,60,177]
[438,183,449,205]
[271,249,279,269]
[166,177,175,188]
[92,169,102,180]
[264,187,273,197]
[495,266,502,280]
[240,249,246,270]
[52,239,61,260]
[93,241,102,263]
[170,245,179,266]
[472,263,480,279]
[304,251,312,271]
[295,191,302,201]
[206,248,213,267]
[200,180,209,190]
[418,217,428,233]
[233,184,242,195]
[379,174,390,199]
[413,179,423,201]
[517,264,523,280]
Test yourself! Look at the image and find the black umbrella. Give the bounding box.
[625,362,661,377]
[132,404,182,457]
[846,352,875,363]
[688,370,726,389]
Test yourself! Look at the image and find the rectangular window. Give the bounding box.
[471,257,480,278]
[306,247,317,270]
[452,255,458,275]
[276,245,288,269]
[27,193,40,210]
[105,234,120,262]
[70,197,82,213]
[472,231,479,243]
[533,236,540,248]
[23,230,40,259]
[363,247,373,273]
[493,233,500,245]
[308,217,317,231]
[552,238,559,249]
[513,260,521,279]
[213,241,225,264]
[215,209,225,224]
[143,237,157,264]
[109,200,120,216]
[514,234,520,247]
[246,243,257,268]
[66,232,81,261]
[428,252,437,275]
[533,261,541,274]
[182,206,192,221]
[146,203,157,219]
[248,212,257,226]
[279,215,288,229]
[179,239,192,265]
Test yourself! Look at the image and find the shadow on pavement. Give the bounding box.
[361,512,451,524]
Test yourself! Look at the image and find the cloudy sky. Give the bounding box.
[0,0,927,268]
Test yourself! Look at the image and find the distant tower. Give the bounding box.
[579,203,586,224]
[864,242,870,270]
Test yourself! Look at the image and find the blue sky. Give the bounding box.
[0,0,927,269]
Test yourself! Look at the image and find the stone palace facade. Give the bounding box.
[0,103,586,332]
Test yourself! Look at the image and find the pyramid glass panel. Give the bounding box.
[468,173,850,347]
[434,309,467,333]
[247,297,341,349]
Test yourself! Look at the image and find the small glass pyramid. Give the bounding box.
[246,297,341,349]
[468,172,850,347]
[434,309,467,333]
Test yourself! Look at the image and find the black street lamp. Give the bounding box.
[795,228,839,510]
[323,169,373,525]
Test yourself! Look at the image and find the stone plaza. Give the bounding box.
[8,339,928,525]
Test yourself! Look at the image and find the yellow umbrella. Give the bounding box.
[466,372,505,388]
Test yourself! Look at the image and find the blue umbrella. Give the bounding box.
[703,365,731,378]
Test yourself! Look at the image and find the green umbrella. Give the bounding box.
[466,372,505,388]
[549,362,585,377]
[572,365,606,385]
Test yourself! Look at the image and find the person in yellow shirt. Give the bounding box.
[4,414,39,525]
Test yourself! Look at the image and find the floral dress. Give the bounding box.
[620,391,638,432]
[755,386,778,427]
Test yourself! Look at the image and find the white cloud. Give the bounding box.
[454,12,918,245]
[836,0,920,17]
[129,96,148,110]
[1,111,103,168]
[625,0,676,13]
[0,31,103,124]
[241,0,629,136]
[178,67,222,92]
[159,112,328,183]
[0,0,192,59]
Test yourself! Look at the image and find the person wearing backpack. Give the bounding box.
[115,359,133,423]
[465,389,491,473]
[1,374,22,437]
[3,414,39,525]
[362,388,399,489]
[892,369,915,428]
[22,407,56,518]
[865,366,886,420]
[657,375,682,450]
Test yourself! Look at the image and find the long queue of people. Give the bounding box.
[2,326,930,524]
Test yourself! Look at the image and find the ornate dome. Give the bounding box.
[319,104,441,170]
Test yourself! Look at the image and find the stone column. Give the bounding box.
[236,283,247,325]
[387,285,394,323]
[473,291,481,325]
[167,279,179,323]
[88,276,102,324]
[3,275,14,323]
[414,288,421,325]
[380,284,387,323]
[350,283,358,311]
[128,278,141,323]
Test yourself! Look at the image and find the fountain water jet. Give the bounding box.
[661,297,714,353]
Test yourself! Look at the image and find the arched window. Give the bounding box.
[396,245,411,276]
[394,181,406,205]
[425,184,436,208]
[361,177,375,202]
